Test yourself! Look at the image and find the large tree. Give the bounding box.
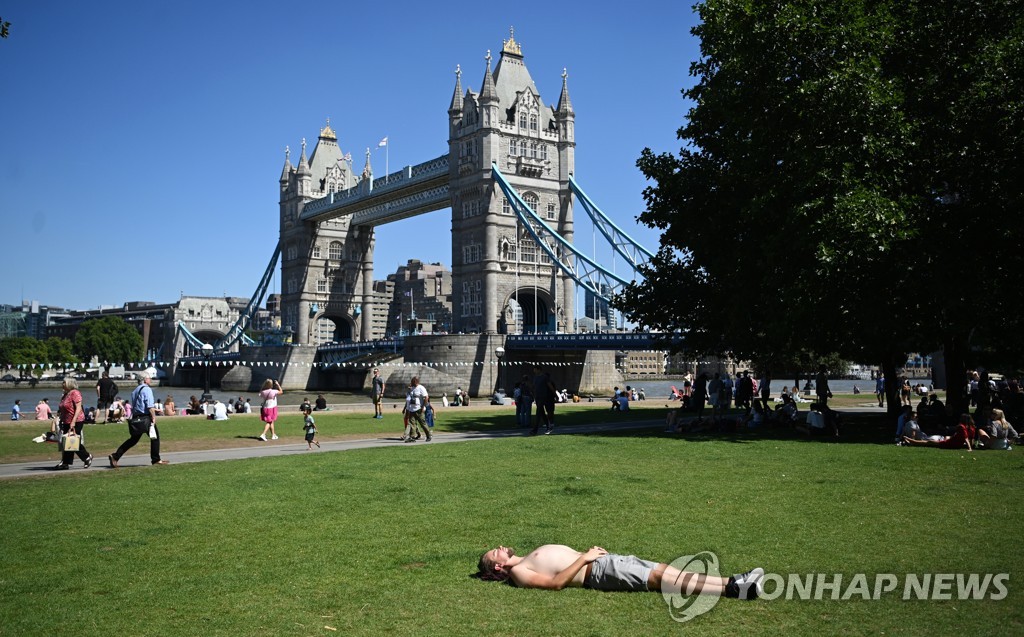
[0,337,48,378]
[73,316,144,367]
[620,0,1024,415]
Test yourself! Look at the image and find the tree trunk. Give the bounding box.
[943,333,969,418]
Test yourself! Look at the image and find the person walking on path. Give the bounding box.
[258,379,283,441]
[302,406,321,450]
[54,378,91,470]
[109,373,166,467]
[403,376,431,443]
[875,374,885,408]
[371,368,386,419]
[11,399,21,420]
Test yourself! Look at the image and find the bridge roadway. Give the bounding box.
[178,332,684,367]
[299,155,450,226]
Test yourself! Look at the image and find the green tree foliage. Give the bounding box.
[73,317,144,366]
[0,337,47,376]
[620,0,1024,414]
[43,337,78,369]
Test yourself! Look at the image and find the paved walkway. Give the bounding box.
[0,420,662,480]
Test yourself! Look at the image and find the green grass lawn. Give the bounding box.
[1,412,1022,636]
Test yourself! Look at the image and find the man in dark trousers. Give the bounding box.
[95,371,118,424]
[109,373,168,467]
[531,366,557,435]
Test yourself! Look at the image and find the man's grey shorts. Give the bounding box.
[585,554,659,592]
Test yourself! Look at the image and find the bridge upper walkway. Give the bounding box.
[300,155,450,226]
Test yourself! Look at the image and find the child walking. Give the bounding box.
[302,406,320,450]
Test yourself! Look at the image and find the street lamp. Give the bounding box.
[201,343,214,402]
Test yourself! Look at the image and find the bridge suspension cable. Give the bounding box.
[568,175,654,271]
[492,164,628,303]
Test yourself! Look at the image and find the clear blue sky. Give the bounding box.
[1,1,701,313]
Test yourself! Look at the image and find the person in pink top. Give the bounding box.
[54,378,92,470]
[258,378,283,441]
[35,398,53,420]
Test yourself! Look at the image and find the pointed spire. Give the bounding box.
[557,68,573,114]
[448,64,463,113]
[319,117,337,141]
[297,138,311,175]
[361,147,372,180]
[479,50,498,103]
[280,145,293,183]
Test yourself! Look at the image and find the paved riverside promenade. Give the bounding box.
[0,419,663,480]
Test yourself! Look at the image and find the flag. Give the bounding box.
[404,290,412,297]
[342,153,352,162]
[377,136,388,148]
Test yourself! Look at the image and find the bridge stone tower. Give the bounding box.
[447,30,576,334]
[279,122,377,345]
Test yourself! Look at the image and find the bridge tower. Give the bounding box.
[279,122,376,345]
[447,30,576,334]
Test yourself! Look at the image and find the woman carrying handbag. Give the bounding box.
[55,378,92,470]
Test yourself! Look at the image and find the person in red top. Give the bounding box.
[902,413,990,451]
[55,378,92,470]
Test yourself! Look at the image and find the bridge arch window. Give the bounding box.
[287,244,298,261]
[519,111,527,128]
[502,197,511,215]
[520,241,536,263]
[547,201,556,220]
[329,241,343,260]
[523,192,539,214]
[529,113,537,131]
[316,277,327,294]
[287,278,297,294]
[508,139,518,157]
[540,144,548,160]
[312,244,321,259]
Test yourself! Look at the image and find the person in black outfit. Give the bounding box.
[532,367,557,435]
[95,371,118,424]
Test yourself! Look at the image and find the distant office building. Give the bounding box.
[0,301,70,340]
[386,260,453,335]
[583,284,615,330]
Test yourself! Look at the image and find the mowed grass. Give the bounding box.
[1,419,1022,637]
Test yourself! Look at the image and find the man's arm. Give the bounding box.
[509,547,607,590]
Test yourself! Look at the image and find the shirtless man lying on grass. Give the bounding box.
[477,544,763,599]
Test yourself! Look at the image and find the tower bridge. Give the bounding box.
[175,29,660,396]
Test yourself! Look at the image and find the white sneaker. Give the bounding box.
[271,435,279,440]
[258,435,267,441]
[733,567,764,600]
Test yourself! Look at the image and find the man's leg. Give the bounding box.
[112,427,145,462]
[650,563,727,596]
[149,423,162,463]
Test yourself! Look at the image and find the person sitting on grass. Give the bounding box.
[476,544,763,599]
[983,408,1018,450]
[314,394,328,411]
[903,413,989,451]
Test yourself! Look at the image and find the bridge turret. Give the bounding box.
[296,138,312,197]
[279,146,293,191]
[555,68,576,183]
[478,50,500,129]
[448,64,463,138]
